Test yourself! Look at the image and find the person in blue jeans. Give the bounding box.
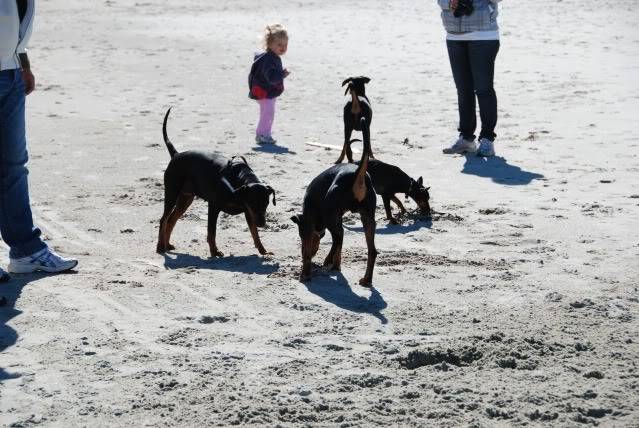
[438,0,501,157]
[0,0,77,282]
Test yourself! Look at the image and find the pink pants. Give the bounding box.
[256,98,276,137]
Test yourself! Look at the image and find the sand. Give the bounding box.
[1,0,638,426]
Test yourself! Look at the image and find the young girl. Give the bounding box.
[248,24,290,144]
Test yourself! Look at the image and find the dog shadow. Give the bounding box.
[462,155,544,185]
[345,216,432,235]
[1,272,73,381]
[303,269,388,324]
[251,144,296,155]
[163,252,279,275]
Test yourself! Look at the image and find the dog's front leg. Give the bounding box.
[323,223,343,271]
[359,214,378,287]
[245,212,272,255]
[207,205,224,257]
[391,195,407,215]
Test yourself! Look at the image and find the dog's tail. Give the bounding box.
[162,107,178,158]
[352,117,371,202]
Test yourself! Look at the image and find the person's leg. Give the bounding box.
[446,40,476,141]
[256,98,276,138]
[468,40,500,141]
[0,70,46,259]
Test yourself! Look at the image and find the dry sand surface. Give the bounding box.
[1,0,638,426]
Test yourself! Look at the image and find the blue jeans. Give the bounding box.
[0,69,46,259]
[446,40,500,141]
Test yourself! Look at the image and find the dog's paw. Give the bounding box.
[166,243,175,251]
[259,249,274,256]
[210,251,224,258]
[359,277,373,287]
[388,218,399,225]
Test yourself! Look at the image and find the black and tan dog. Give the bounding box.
[291,118,378,286]
[340,140,431,224]
[156,108,276,257]
[335,76,374,164]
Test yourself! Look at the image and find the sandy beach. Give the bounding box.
[1,0,638,426]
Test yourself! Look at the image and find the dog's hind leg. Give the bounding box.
[390,195,407,215]
[163,192,194,250]
[245,212,272,255]
[157,185,181,253]
[207,205,224,257]
[382,195,398,224]
[335,126,354,164]
[359,213,378,287]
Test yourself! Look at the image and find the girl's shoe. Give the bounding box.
[256,134,276,144]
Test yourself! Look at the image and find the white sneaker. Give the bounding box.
[8,248,78,274]
[477,138,495,157]
[443,136,476,154]
[0,266,10,282]
[256,134,276,144]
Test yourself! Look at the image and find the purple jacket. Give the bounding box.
[248,51,285,100]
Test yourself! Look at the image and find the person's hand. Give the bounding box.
[450,0,459,10]
[283,68,290,78]
[22,68,35,95]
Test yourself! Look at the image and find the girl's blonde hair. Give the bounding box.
[262,23,288,50]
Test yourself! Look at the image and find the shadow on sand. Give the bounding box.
[345,217,432,235]
[1,272,76,381]
[162,252,279,275]
[251,143,296,155]
[462,155,544,185]
[303,269,388,324]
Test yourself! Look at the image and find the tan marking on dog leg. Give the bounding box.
[359,217,378,287]
[245,212,271,255]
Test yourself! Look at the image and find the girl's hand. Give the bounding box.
[283,68,290,78]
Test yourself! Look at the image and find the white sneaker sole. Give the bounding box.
[8,259,78,274]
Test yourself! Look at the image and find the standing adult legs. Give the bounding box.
[447,40,476,141]
[0,70,46,259]
[468,40,500,141]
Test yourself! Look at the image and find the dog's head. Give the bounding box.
[342,76,370,96]
[235,183,276,227]
[290,214,325,280]
[406,177,431,216]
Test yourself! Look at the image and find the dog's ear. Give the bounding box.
[426,187,431,191]
[290,214,302,225]
[362,76,371,84]
[267,186,276,206]
[417,176,423,186]
[341,78,352,87]
[240,155,248,166]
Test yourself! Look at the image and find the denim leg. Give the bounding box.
[447,40,476,140]
[0,70,46,259]
[468,40,500,141]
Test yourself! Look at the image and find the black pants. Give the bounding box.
[446,39,500,141]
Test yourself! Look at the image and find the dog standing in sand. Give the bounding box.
[156,108,276,258]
